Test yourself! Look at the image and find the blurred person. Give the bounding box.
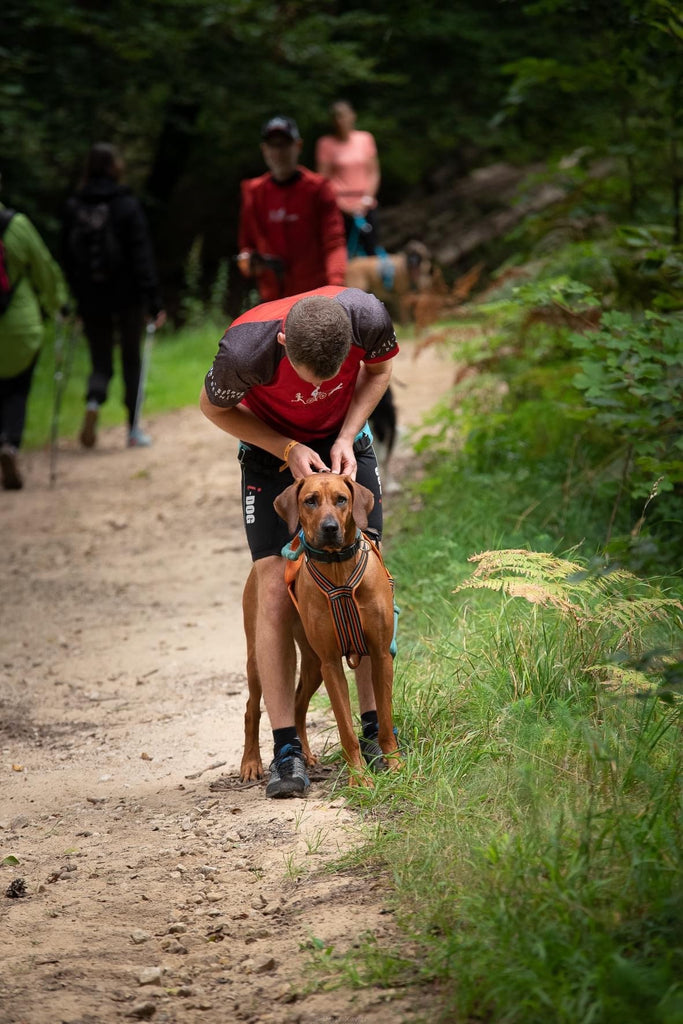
[316,100,380,256]
[236,116,347,302]
[0,173,66,490]
[61,142,166,450]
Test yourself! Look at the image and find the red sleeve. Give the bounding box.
[319,180,347,286]
[238,180,257,254]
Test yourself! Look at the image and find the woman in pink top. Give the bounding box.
[316,100,381,256]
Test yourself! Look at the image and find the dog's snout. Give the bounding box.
[315,514,344,549]
[321,516,340,536]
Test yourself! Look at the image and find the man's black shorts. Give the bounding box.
[239,426,383,561]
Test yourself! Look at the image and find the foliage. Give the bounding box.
[570,310,682,502]
[2,0,682,304]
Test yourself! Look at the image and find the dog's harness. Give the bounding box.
[347,215,395,291]
[283,530,398,666]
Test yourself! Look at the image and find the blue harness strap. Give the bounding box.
[348,216,395,290]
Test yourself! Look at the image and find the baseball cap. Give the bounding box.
[261,116,301,142]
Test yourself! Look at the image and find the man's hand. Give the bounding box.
[287,443,330,477]
[329,438,357,479]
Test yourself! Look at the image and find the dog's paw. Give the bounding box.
[239,760,264,783]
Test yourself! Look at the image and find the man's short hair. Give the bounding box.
[284,296,352,379]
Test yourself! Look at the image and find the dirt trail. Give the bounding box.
[1,336,452,1024]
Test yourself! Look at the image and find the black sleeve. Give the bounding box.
[338,289,398,361]
[204,320,282,407]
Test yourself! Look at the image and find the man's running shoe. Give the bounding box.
[359,727,400,773]
[265,743,310,799]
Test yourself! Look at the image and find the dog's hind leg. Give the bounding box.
[240,567,264,781]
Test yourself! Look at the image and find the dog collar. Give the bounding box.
[302,529,362,564]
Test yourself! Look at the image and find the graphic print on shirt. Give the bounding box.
[268,208,299,224]
[292,382,344,405]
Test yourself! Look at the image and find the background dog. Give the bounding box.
[345,240,434,320]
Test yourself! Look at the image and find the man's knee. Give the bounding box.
[253,556,294,614]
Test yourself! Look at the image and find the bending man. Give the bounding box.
[200,286,397,798]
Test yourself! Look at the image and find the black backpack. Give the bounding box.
[68,198,123,286]
[0,208,19,314]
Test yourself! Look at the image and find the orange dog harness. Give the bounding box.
[284,533,395,665]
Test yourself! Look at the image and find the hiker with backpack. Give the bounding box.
[0,173,67,490]
[61,143,166,449]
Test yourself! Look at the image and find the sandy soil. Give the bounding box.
[1,336,452,1024]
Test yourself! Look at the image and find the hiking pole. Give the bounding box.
[130,320,156,439]
[49,314,79,488]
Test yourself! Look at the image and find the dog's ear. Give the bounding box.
[344,477,374,531]
[274,480,304,536]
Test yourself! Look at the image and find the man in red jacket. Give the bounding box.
[236,116,347,302]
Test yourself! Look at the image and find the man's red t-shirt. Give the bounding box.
[239,169,347,301]
[204,286,398,441]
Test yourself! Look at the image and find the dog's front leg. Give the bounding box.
[320,659,369,785]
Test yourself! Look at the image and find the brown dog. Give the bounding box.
[345,240,434,323]
[239,473,399,785]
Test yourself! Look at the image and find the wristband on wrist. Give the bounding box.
[279,439,300,472]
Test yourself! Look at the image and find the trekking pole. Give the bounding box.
[130,320,156,438]
[49,313,79,488]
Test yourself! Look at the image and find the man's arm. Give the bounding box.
[329,359,393,477]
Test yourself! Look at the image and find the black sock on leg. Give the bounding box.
[361,710,379,738]
[273,727,300,757]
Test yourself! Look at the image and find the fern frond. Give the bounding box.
[453,549,683,638]
[457,577,582,619]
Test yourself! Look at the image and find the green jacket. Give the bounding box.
[0,203,67,378]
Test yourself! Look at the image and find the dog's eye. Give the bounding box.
[303,495,318,507]
[335,495,348,506]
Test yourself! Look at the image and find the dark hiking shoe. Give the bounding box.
[265,744,310,799]
[0,444,22,490]
[80,403,99,448]
[359,727,400,773]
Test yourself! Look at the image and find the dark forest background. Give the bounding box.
[2,0,682,316]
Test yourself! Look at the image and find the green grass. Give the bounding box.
[316,537,682,1022]
[23,317,223,449]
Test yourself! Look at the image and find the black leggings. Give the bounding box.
[0,354,39,449]
[81,306,145,426]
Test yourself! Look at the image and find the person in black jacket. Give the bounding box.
[62,143,166,448]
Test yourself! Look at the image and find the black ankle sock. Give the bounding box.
[273,727,300,757]
[361,711,379,738]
